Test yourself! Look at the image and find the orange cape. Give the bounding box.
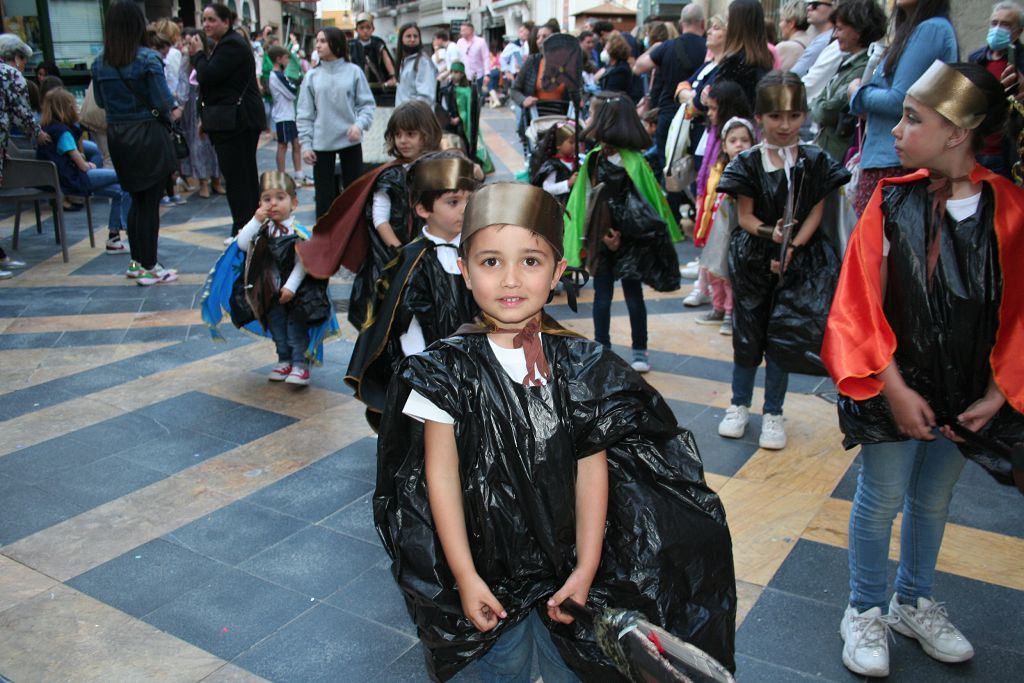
[822,164,1024,413]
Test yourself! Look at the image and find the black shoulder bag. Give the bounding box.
[115,66,188,159]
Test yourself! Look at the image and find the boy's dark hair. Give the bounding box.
[707,79,753,135]
[583,91,651,151]
[410,150,480,211]
[39,75,65,102]
[434,29,450,42]
[544,18,561,33]
[384,100,443,158]
[592,20,614,36]
[36,60,61,78]
[102,0,148,68]
[320,27,349,61]
[267,45,289,64]
[642,108,660,124]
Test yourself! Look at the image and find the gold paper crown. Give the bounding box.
[409,157,477,194]
[355,12,373,25]
[259,171,296,196]
[462,183,565,257]
[755,83,808,114]
[907,60,988,130]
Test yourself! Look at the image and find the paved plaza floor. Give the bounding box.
[0,108,1021,682]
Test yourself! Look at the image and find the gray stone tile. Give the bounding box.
[0,473,85,545]
[240,526,380,599]
[18,299,88,317]
[67,538,229,618]
[0,435,108,483]
[190,404,297,445]
[51,364,139,397]
[78,298,144,315]
[0,303,26,317]
[129,429,236,475]
[52,329,128,348]
[665,398,712,427]
[136,391,242,430]
[42,454,167,509]
[686,408,760,477]
[734,654,835,682]
[70,412,170,450]
[314,437,379,485]
[0,332,62,350]
[246,463,372,523]
[232,604,417,682]
[324,561,416,636]
[120,325,191,342]
[143,568,311,660]
[166,500,307,565]
[319,492,378,544]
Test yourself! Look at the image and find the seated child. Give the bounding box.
[346,151,480,428]
[375,183,736,682]
[528,120,579,205]
[201,172,339,385]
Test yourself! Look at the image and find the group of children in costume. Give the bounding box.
[197,62,1024,681]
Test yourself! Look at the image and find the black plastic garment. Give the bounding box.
[530,158,573,205]
[837,182,1024,482]
[590,155,681,292]
[349,165,412,331]
[375,327,736,681]
[718,145,850,373]
[345,238,478,429]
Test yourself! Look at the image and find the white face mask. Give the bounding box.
[600,49,610,64]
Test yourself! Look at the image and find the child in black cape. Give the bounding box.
[715,71,849,450]
[528,120,579,204]
[374,183,736,682]
[345,151,480,429]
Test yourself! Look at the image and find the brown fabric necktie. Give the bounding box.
[925,174,970,288]
[489,317,550,387]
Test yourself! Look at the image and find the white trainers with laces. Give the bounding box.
[889,595,974,663]
[718,404,749,438]
[759,413,787,450]
[683,286,710,307]
[840,605,898,677]
[679,258,700,280]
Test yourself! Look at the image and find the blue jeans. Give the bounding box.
[266,302,308,366]
[82,139,103,168]
[592,274,647,351]
[479,610,579,683]
[730,357,789,415]
[86,167,130,232]
[848,436,966,611]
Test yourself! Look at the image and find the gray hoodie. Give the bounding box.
[296,58,375,151]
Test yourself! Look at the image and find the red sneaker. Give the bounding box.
[268,363,292,382]
[285,366,311,386]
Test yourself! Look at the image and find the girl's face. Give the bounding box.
[260,189,298,222]
[706,22,726,51]
[891,95,960,169]
[757,110,804,146]
[402,28,420,49]
[315,32,334,61]
[723,127,753,159]
[832,19,862,54]
[458,224,567,330]
[706,96,720,126]
[394,129,426,159]
[556,133,576,158]
[201,9,230,41]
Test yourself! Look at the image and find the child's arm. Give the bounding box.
[280,256,305,304]
[234,215,264,253]
[548,450,608,624]
[877,362,936,441]
[68,148,94,173]
[736,195,771,238]
[424,420,507,632]
[372,190,403,249]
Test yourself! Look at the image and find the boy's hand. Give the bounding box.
[346,125,362,143]
[601,229,621,252]
[568,172,578,188]
[279,287,295,304]
[547,570,593,625]
[87,162,97,170]
[940,387,1006,443]
[883,384,936,441]
[459,574,507,632]
[302,149,317,165]
[254,207,269,223]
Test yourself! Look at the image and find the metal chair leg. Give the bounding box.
[13,202,21,250]
[55,199,69,263]
[34,201,42,234]
[85,196,95,248]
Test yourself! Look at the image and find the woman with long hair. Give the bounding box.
[90,0,181,285]
[395,23,437,106]
[848,0,957,216]
[187,3,266,238]
[715,0,776,109]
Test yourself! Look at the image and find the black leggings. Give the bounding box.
[212,129,261,235]
[127,183,165,269]
[313,145,363,220]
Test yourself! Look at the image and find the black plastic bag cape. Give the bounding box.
[374,316,736,681]
[717,144,850,375]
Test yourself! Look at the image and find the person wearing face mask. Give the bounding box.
[968,1,1024,177]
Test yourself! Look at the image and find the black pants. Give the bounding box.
[212,129,261,235]
[127,183,164,269]
[313,145,363,220]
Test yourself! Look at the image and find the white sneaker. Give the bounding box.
[718,404,749,438]
[0,256,26,269]
[840,605,897,677]
[680,259,700,280]
[0,269,12,280]
[759,413,787,450]
[683,287,710,307]
[889,595,974,663]
[631,350,650,373]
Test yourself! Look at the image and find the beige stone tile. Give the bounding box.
[131,308,203,328]
[201,664,271,683]
[0,556,57,614]
[735,580,763,628]
[203,377,349,420]
[4,312,138,334]
[705,472,730,492]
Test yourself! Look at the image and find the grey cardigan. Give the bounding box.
[296,58,375,151]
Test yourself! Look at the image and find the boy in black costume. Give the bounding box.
[375,183,736,681]
[345,152,480,429]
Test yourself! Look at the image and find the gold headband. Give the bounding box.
[462,183,565,257]
[907,60,988,130]
[755,83,807,114]
[260,171,296,195]
[409,157,477,193]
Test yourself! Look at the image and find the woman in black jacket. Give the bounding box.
[187,3,266,237]
[598,32,638,102]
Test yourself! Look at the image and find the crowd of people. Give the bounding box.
[3,1,1024,681]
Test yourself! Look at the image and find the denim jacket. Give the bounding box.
[91,48,176,123]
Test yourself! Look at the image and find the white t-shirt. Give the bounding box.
[403,335,547,423]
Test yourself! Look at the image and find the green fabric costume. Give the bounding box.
[454,85,495,174]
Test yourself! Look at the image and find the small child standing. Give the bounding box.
[715,71,849,449]
[527,120,578,205]
[35,88,132,255]
[564,91,682,373]
[267,45,310,186]
[202,172,338,385]
[345,152,480,428]
[375,183,736,682]
[693,117,756,335]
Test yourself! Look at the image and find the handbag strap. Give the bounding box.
[114,64,162,120]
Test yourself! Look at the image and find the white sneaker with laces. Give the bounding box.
[680,259,700,280]
[840,605,897,677]
[889,595,974,663]
[683,287,710,307]
[759,413,787,450]
[630,350,650,373]
[0,257,26,269]
[718,404,749,438]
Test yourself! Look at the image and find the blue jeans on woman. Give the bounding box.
[730,357,789,415]
[478,610,579,683]
[848,436,965,612]
[86,167,130,233]
[592,274,647,351]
